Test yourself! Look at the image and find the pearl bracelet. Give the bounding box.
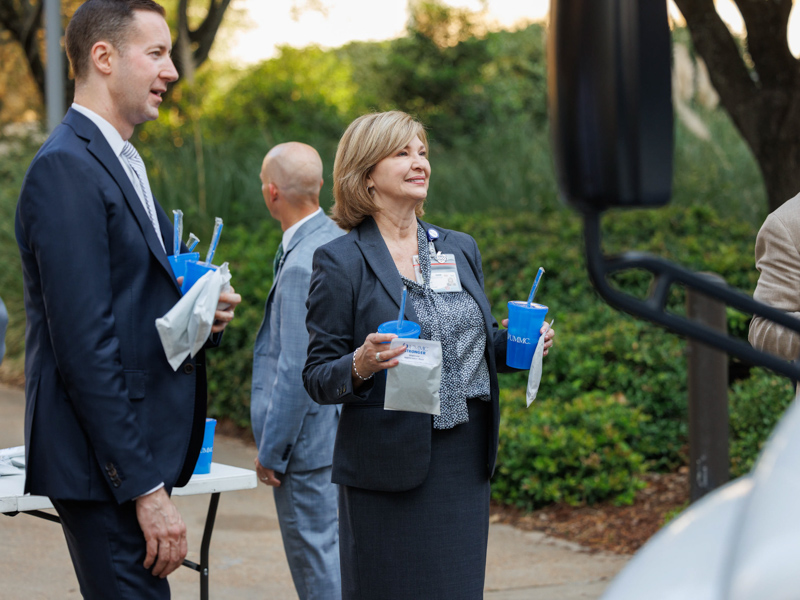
[352,346,373,381]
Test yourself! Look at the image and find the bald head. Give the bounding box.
[262,142,324,204]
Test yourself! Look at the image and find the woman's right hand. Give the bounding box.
[352,332,407,382]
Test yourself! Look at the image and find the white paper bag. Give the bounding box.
[526,319,553,407]
[384,338,442,415]
[156,262,232,371]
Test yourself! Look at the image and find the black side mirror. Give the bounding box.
[548,0,673,213]
[548,0,800,381]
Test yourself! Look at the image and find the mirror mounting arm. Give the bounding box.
[583,210,800,381]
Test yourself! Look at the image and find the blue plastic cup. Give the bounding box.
[377,320,421,340]
[193,418,217,475]
[168,252,200,281]
[181,260,218,295]
[376,320,421,378]
[506,301,548,369]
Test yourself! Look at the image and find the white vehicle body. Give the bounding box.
[602,397,800,600]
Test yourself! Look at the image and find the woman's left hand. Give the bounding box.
[501,319,555,357]
[541,324,555,356]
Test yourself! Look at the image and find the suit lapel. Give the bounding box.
[266,211,328,302]
[65,110,177,287]
[355,216,419,324]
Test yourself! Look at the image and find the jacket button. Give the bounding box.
[105,462,114,471]
[183,363,195,374]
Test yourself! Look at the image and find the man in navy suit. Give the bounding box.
[14,1,240,597]
[251,142,344,599]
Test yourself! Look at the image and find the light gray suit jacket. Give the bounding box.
[749,194,800,363]
[251,211,344,473]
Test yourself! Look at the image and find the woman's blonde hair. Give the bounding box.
[332,111,428,230]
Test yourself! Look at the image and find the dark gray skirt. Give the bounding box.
[339,398,492,600]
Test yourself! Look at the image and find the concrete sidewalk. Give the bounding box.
[0,383,629,599]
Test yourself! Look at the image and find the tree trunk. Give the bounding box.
[758,138,800,212]
[673,0,800,213]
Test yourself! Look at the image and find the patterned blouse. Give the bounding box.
[400,224,491,430]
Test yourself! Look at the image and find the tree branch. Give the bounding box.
[171,0,231,84]
[672,0,759,142]
[188,0,232,67]
[735,0,796,88]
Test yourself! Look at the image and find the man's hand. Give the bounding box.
[212,286,242,333]
[254,457,282,487]
[135,487,187,578]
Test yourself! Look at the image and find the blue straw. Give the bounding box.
[527,267,545,307]
[172,210,183,256]
[186,233,200,252]
[397,286,407,328]
[205,218,223,265]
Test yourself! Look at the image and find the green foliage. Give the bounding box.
[435,205,760,471]
[542,310,688,470]
[729,369,794,477]
[493,390,648,509]
[374,20,548,145]
[0,131,43,369]
[671,107,767,227]
[208,45,360,141]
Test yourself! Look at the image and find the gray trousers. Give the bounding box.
[274,465,341,600]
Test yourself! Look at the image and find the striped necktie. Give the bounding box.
[121,141,165,251]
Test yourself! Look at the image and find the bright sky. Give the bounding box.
[219,0,800,66]
[222,0,549,65]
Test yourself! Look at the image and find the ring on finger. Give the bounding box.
[376,351,382,362]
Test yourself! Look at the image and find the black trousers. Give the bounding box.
[52,498,170,600]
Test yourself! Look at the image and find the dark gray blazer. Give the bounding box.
[303,215,513,492]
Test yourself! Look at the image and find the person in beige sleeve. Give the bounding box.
[749,195,800,362]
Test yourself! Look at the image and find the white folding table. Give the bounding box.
[0,458,256,600]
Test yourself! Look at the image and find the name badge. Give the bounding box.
[412,252,463,293]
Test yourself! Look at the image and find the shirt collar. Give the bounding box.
[71,103,126,158]
[282,207,322,250]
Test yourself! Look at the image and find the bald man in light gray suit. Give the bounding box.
[251,142,344,600]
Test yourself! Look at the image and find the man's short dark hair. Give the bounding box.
[66,0,166,80]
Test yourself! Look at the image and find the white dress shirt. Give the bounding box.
[70,103,166,252]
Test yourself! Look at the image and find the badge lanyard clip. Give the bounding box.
[422,228,463,293]
[427,228,438,259]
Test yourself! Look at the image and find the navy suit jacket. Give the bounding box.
[250,212,344,474]
[15,108,209,504]
[303,216,513,492]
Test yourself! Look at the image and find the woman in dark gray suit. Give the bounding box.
[303,111,555,599]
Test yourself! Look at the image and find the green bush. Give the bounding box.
[0,131,43,370]
[493,390,648,509]
[433,206,759,471]
[729,369,795,477]
[542,309,688,470]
